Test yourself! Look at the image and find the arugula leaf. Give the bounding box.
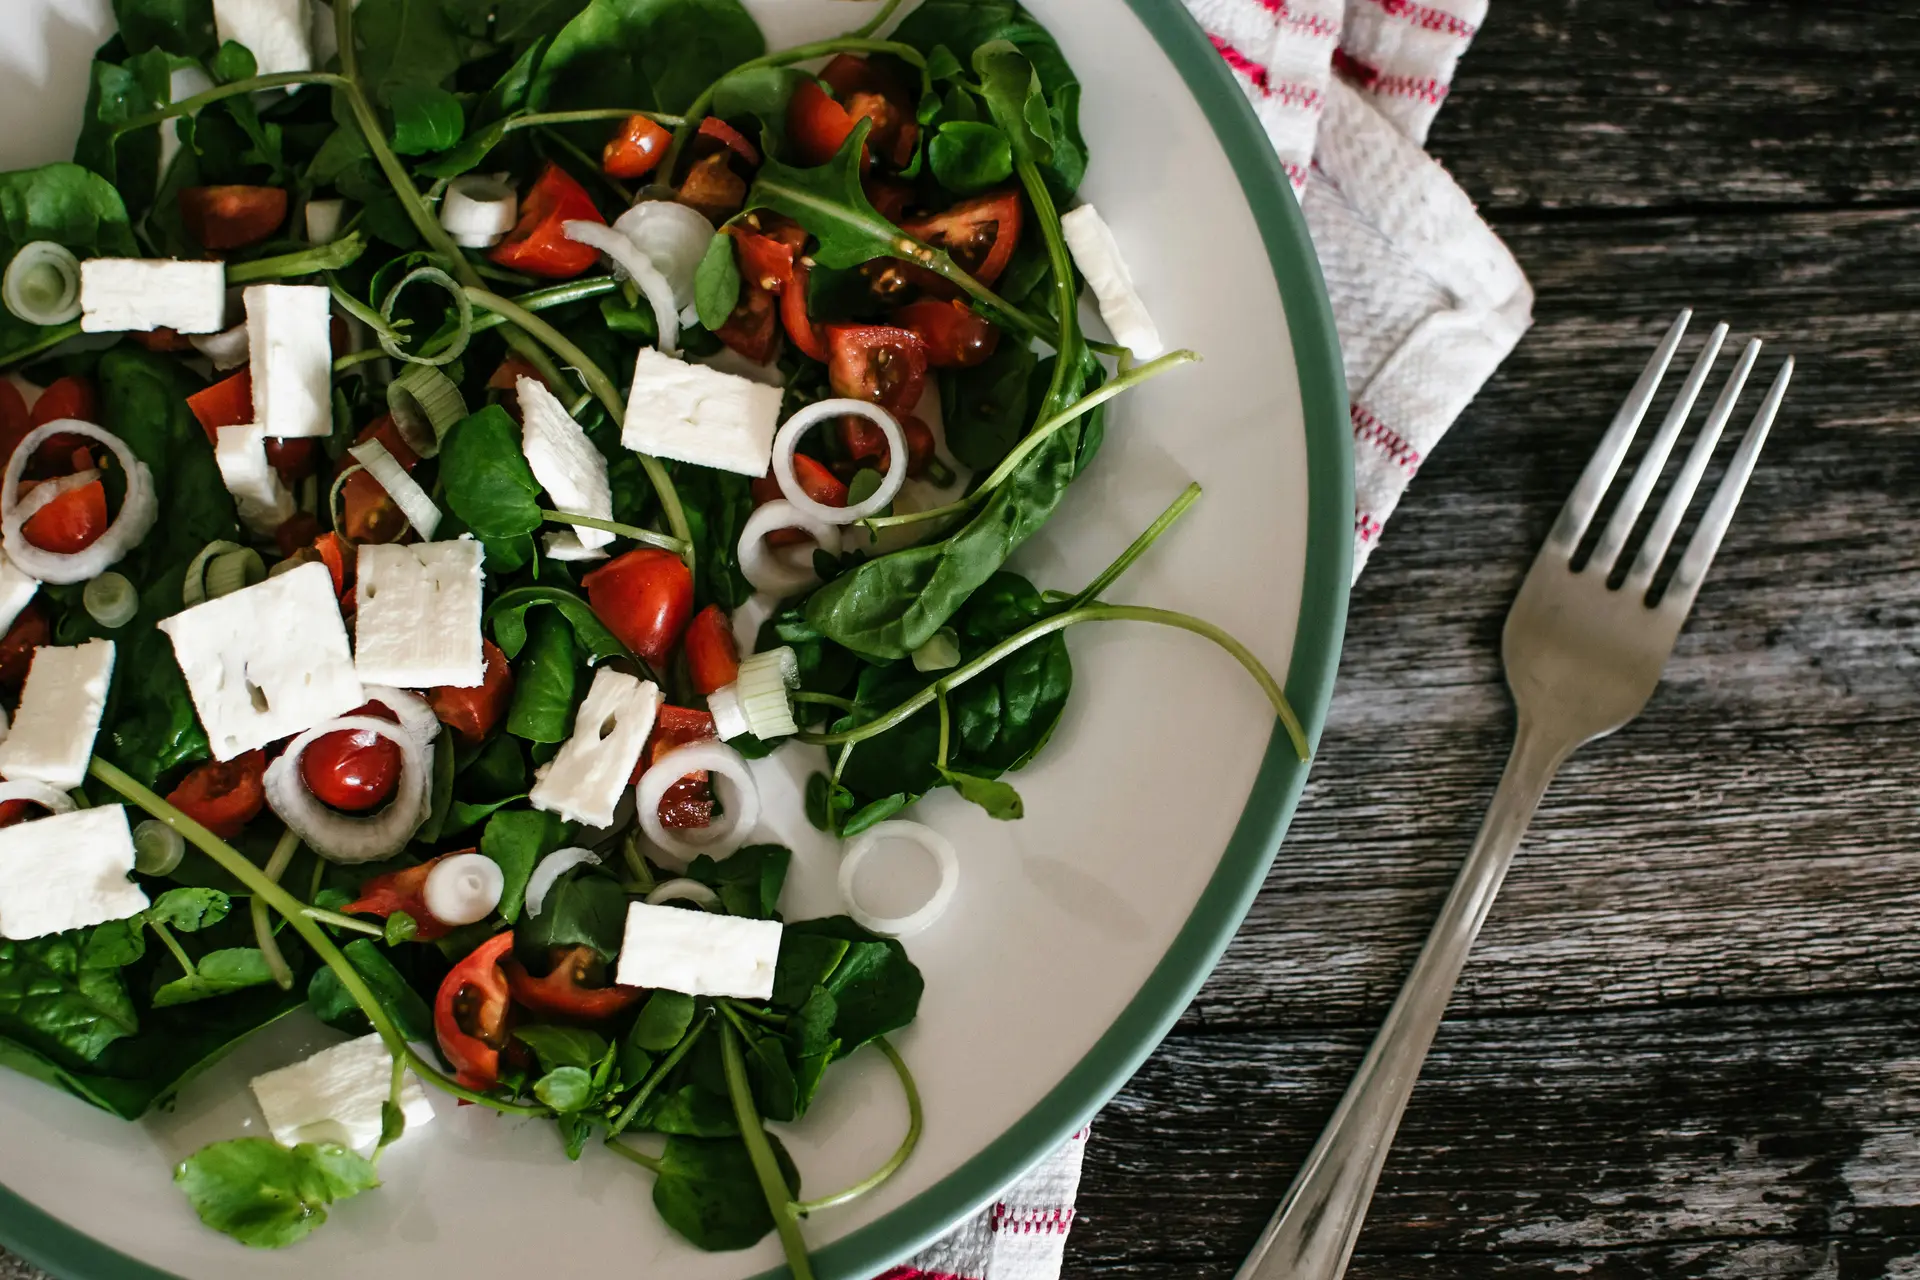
[0,923,143,1066]
[112,0,218,58]
[145,887,232,932]
[531,0,766,116]
[652,1134,798,1252]
[694,230,742,331]
[681,844,788,920]
[506,608,579,743]
[306,939,434,1042]
[388,85,466,155]
[488,586,633,663]
[152,948,277,1008]
[441,405,544,542]
[175,1138,379,1249]
[929,120,1014,193]
[479,808,573,922]
[747,127,900,273]
[515,1025,610,1072]
[516,869,626,962]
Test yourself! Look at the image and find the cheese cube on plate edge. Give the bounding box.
[250,1033,434,1154]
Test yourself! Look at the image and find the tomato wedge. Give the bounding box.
[180,185,288,250]
[751,453,846,546]
[0,607,47,688]
[683,604,740,697]
[698,117,761,166]
[819,54,919,169]
[489,163,604,279]
[826,324,928,416]
[583,549,694,666]
[788,78,861,168]
[603,114,673,179]
[265,436,318,486]
[344,852,460,942]
[676,151,748,224]
[165,751,266,839]
[504,945,643,1021]
[29,376,95,428]
[186,368,253,443]
[434,932,516,1090]
[299,700,402,813]
[427,639,514,744]
[639,706,719,826]
[713,228,793,365]
[782,256,832,363]
[21,479,107,554]
[892,298,1000,369]
[902,190,1023,288]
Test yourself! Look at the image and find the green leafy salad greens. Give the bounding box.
[0,0,1308,1273]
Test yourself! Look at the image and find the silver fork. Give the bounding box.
[1236,310,1794,1280]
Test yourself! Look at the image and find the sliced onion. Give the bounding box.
[190,322,249,370]
[4,241,82,327]
[360,686,441,752]
[424,852,504,925]
[774,399,906,524]
[636,740,760,864]
[348,438,441,539]
[644,878,719,910]
[440,176,517,249]
[204,546,266,600]
[263,716,433,864]
[525,847,601,918]
[0,781,76,818]
[13,469,100,525]
[611,201,714,312]
[83,571,137,628]
[181,539,246,608]
[563,219,682,356]
[378,266,469,368]
[737,499,842,596]
[838,820,960,939]
[386,363,465,459]
[1,420,158,584]
[305,198,345,245]
[132,818,184,875]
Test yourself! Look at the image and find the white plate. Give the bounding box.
[0,2,1351,1277]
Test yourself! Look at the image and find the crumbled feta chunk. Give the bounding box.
[1060,204,1164,359]
[244,284,332,439]
[213,0,312,76]
[528,668,661,827]
[614,901,783,999]
[0,551,38,638]
[0,639,113,790]
[541,531,608,562]
[79,259,226,334]
[353,540,485,689]
[249,1034,434,1154]
[518,376,614,554]
[0,806,148,941]
[159,561,363,760]
[621,348,783,477]
[214,424,296,536]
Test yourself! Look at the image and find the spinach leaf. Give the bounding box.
[534,1065,594,1112]
[929,120,1014,193]
[771,933,847,1009]
[152,948,277,1008]
[306,939,434,1042]
[506,608,579,743]
[145,887,231,932]
[637,1082,737,1136]
[74,50,195,219]
[630,990,696,1051]
[174,1138,379,1249]
[488,585,633,663]
[441,405,544,542]
[388,84,465,155]
[941,328,1036,471]
[781,917,923,1053]
[652,1134,798,1252]
[112,0,218,58]
[694,230,741,331]
[352,0,465,108]
[515,1025,609,1072]
[681,844,788,920]
[516,869,626,961]
[0,165,138,363]
[479,808,573,922]
[0,922,142,1066]
[733,1017,797,1121]
[710,65,808,153]
[444,0,587,47]
[531,0,766,117]
[669,463,756,612]
[949,572,1072,773]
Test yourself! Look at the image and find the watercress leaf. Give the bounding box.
[735,1019,797,1121]
[388,84,466,155]
[682,844,789,920]
[307,941,434,1042]
[210,40,256,84]
[531,0,766,116]
[557,1109,594,1159]
[352,0,465,108]
[516,1025,609,1073]
[694,231,742,332]
[415,116,515,179]
[637,1082,738,1137]
[174,1138,379,1249]
[940,334,1035,470]
[152,948,277,1008]
[441,405,543,540]
[0,926,142,1066]
[506,608,579,743]
[974,43,1051,165]
[668,462,757,613]
[480,808,573,923]
[515,869,626,962]
[929,120,1014,193]
[145,887,232,932]
[771,934,847,1009]
[630,990,696,1052]
[488,585,634,663]
[937,767,1024,819]
[841,793,910,837]
[112,0,218,58]
[803,772,833,831]
[652,1134,798,1252]
[379,1100,406,1150]
[782,917,923,1053]
[384,912,418,946]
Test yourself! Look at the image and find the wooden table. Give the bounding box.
[1067,2,1920,1275]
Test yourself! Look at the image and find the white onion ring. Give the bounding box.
[611,202,713,313]
[644,878,719,910]
[838,820,960,939]
[1,420,157,584]
[263,716,432,864]
[0,780,76,817]
[347,439,440,540]
[424,852,504,925]
[12,469,101,525]
[774,399,906,524]
[564,220,682,356]
[737,500,842,596]
[361,687,441,752]
[525,847,601,918]
[636,740,760,863]
[189,322,249,370]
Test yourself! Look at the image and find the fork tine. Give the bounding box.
[1545,309,1693,556]
[1624,338,1761,590]
[1661,357,1793,614]
[1586,322,1729,575]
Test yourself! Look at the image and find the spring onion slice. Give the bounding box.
[204,547,265,600]
[423,852,505,925]
[636,741,761,865]
[378,265,470,367]
[3,241,82,327]
[131,817,185,875]
[644,878,720,910]
[737,499,842,596]
[386,362,466,458]
[0,421,157,585]
[82,571,138,628]
[348,438,441,539]
[263,715,434,864]
[838,820,959,939]
[525,847,601,918]
[439,175,517,249]
[562,219,682,355]
[726,646,799,740]
[181,539,246,607]
[774,399,906,525]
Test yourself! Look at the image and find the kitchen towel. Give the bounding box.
[881,2,1532,1278]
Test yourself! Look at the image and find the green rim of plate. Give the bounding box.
[0,0,1351,1275]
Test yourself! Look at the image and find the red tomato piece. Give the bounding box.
[0,607,47,688]
[186,369,253,443]
[265,436,318,486]
[487,355,547,394]
[683,605,740,697]
[180,185,288,250]
[603,114,673,179]
[21,479,107,554]
[312,531,352,597]
[582,549,694,667]
[272,512,323,559]
[676,151,748,224]
[299,700,403,813]
[819,54,919,169]
[503,946,643,1021]
[639,705,719,826]
[698,117,761,166]
[835,413,936,481]
[0,798,49,828]
[751,453,846,546]
[343,851,460,942]
[863,175,914,224]
[715,228,793,363]
[781,256,832,363]
[29,376,95,428]
[902,190,1024,288]
[427,639,514,744]
[892,297,1001,369]
[826,324,928,417]
[787,78,859,168]
[434,932,516,1090]
[165,751,267,839]
[489,163,604,280]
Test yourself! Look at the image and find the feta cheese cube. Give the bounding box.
[79,259,226,334]
[249,1033,435,1154]
[622,348,783,477]
[0,639,113,790]
[1060,204,1164,360]
[614,901,783,999]
[518,376,614,554]
[214,424,296,536]
[244,284,332,439]
[353,540,485,689]
[213,0,313,76]
[528,668,661,827]
[0,551,38,639]
[159,561,363,760]
[0,806,149,941]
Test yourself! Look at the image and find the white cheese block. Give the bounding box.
[1060,204,1164,360]
[214,424,296,537]
[353,540,486,689]
[542,531,609,563]
[213,0,313,76]
[79,259,226,335]
[249,1033,435,1154]
[528,668,661,828]
[244,284,332,439]
[0,806,149,941]
[614,901,783,999]
[518,376,614,553]
[0,639,113,791]
[621,347,783,477]
[0,551,38,639]
[304,198,345,245]
[159,561,364,760]
[160,65,214,178]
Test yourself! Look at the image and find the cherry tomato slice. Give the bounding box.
[781,256,831,364]
[489,163,604,279]
[638,705,719,825]
[715,229,792,363]
[892,297,1001,369]
[299,700,403,813]
[819,54,919,169]
[683,604,741,697]
[265,436,319,486]
[787,78,860,168]
[0,607,47,688]
[21,479,107,554]
[186,369,253,443]
[826,324,928,417]
[427,639,514,744]
[582,549,694,667]
[343,852,461,942]
[751,453,846,546]
[0,798,50,829]
[603,114,673,179]
[29,376,95,428]
[836,413,936,481]
[434,932,516,1090]
[902,190,1024,287]
[165,751,266,839]
[697,117,761,166]
[676,151,748,224]
[180,185,288,250]
[504,946,643,1021]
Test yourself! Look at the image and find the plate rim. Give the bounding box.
[0,0,1352,1274]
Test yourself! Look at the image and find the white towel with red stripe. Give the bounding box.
[878,5,1528,1278]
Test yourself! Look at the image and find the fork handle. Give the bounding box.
[1234,717,1571,1280]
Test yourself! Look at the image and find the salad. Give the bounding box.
[0,0,1307,1273]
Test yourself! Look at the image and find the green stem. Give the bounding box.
[89,758,552,1117]
[149,920,194,976]
[619,830,657,895]
[1020,151,1081,417]
[609,1010,711,1137]
[509,108,684,132]
[603,1137,665,1175]
[253,828,300,991]
[539,509,689,557]
[331,277,619,372]
[797,604,1310,761]
[792,1038,921,1214]
[935,692,951,772]
[1069,481,1202,609]
[303,906,383,936]
[114,72,349,134]
[0,322,82,371]
[226,232,369,284]
[793,691,856,714]
[538,127,633,207]
[850,0,909,38]
[463,255,539,288]
[720,1017,814,1280]
[864,350,1199,531]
